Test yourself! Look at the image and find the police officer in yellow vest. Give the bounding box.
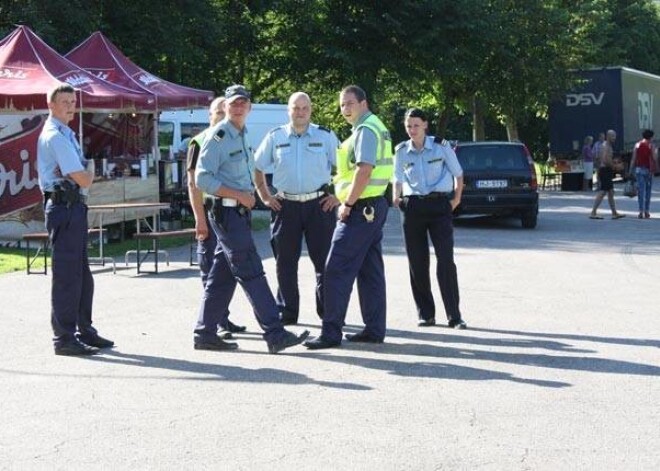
[305,85,393,349]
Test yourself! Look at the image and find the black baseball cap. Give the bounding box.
[225,84,251,103]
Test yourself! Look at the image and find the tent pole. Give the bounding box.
[78,91,84,151]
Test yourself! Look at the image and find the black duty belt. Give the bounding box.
[410,192,453,200]
[204,195,249,215]
[48,191,86,205]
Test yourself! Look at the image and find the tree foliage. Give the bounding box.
[3,0,660,151]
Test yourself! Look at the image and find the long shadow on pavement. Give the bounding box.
[302,325,660,382]
[67,350,371,391]
[466,327,660,349]
[302,351,570,388]
[386,326,660,376]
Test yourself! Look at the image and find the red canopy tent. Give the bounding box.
[66,31,213,110]
[0,26,156,220]
[0,25,154,113]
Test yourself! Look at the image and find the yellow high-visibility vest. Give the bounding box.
[334,113,393,201]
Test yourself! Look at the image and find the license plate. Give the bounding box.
[476,179,508,189]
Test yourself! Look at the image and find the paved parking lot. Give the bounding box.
[1,183,659,470]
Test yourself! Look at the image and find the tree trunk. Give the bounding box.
[435,106,452,138]
[472,95,486,141]
[505,115,519,142]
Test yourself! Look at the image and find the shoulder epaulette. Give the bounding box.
[434,136,449,146]
[394,141,407,151]
[269,125,287,135]
[213,129,225,142]
[317,125,332,133]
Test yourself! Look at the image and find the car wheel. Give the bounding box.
[521,210,537,229]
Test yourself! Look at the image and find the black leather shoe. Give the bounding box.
[448,319,467,330]
[418,317,436,327]
[77,333,114,349]
[226,321,246,333]
[219,331,234,340]
[304,337,341,350]
[345,331,384,343]
[55,339,99,356]
[268,330,310,354]
[218,321,245,338]
[194,336,239,351]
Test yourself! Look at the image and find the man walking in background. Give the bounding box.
[590,129,625,220]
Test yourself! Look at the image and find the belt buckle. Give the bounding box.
[222,198,238,207]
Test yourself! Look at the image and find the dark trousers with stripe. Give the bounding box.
[321,196,388,343]
[400,195,462,323]
[270,198,335,322]
[194,206,285,344]
[45,201,96,347]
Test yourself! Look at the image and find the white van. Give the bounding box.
[158,104,288,157]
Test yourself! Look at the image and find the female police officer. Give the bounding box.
[393,108,467,329]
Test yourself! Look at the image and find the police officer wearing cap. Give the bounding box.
[393,108,467,329]
[254,91,340,326]
[186,95,245,337]
[37,83,114,356]
[304,85,393,350]
[194,84,309,354]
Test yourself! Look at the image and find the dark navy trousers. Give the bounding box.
[197,212,236,329]
[194,206,285,344]
[196,212,217,287]
[270,198,335,322]
[400,195,461,323]
[45,200,96,347]
[321,196,388,343]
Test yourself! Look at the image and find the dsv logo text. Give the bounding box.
[638,92,653,130]
[565,92,605,107]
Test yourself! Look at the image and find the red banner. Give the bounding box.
[0,115,44,218]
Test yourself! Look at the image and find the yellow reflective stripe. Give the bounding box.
[369,178,390,186]
[360,122,389,164]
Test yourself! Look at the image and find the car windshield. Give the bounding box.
[457,145,528,171]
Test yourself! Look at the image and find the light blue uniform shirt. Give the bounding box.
[254,123,338,194]
[352,112,378,166]
[195,119,254,195]
[394,136,463,195]
[37,116,85,192]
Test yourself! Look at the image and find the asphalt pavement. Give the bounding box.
[1,182,659,470]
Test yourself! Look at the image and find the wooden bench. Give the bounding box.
[22,232,50,275]
[22,228,110,275]
[130,228,196,274]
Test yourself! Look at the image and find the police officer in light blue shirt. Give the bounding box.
[193,84,309,354]
[37,83,114,356]
[393,108,467,330]
[254,91,339,325]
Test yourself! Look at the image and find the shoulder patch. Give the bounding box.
[434,136,448,146]
[394,141,407,152]
[317,125,332,133]
[213,129,225,142]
